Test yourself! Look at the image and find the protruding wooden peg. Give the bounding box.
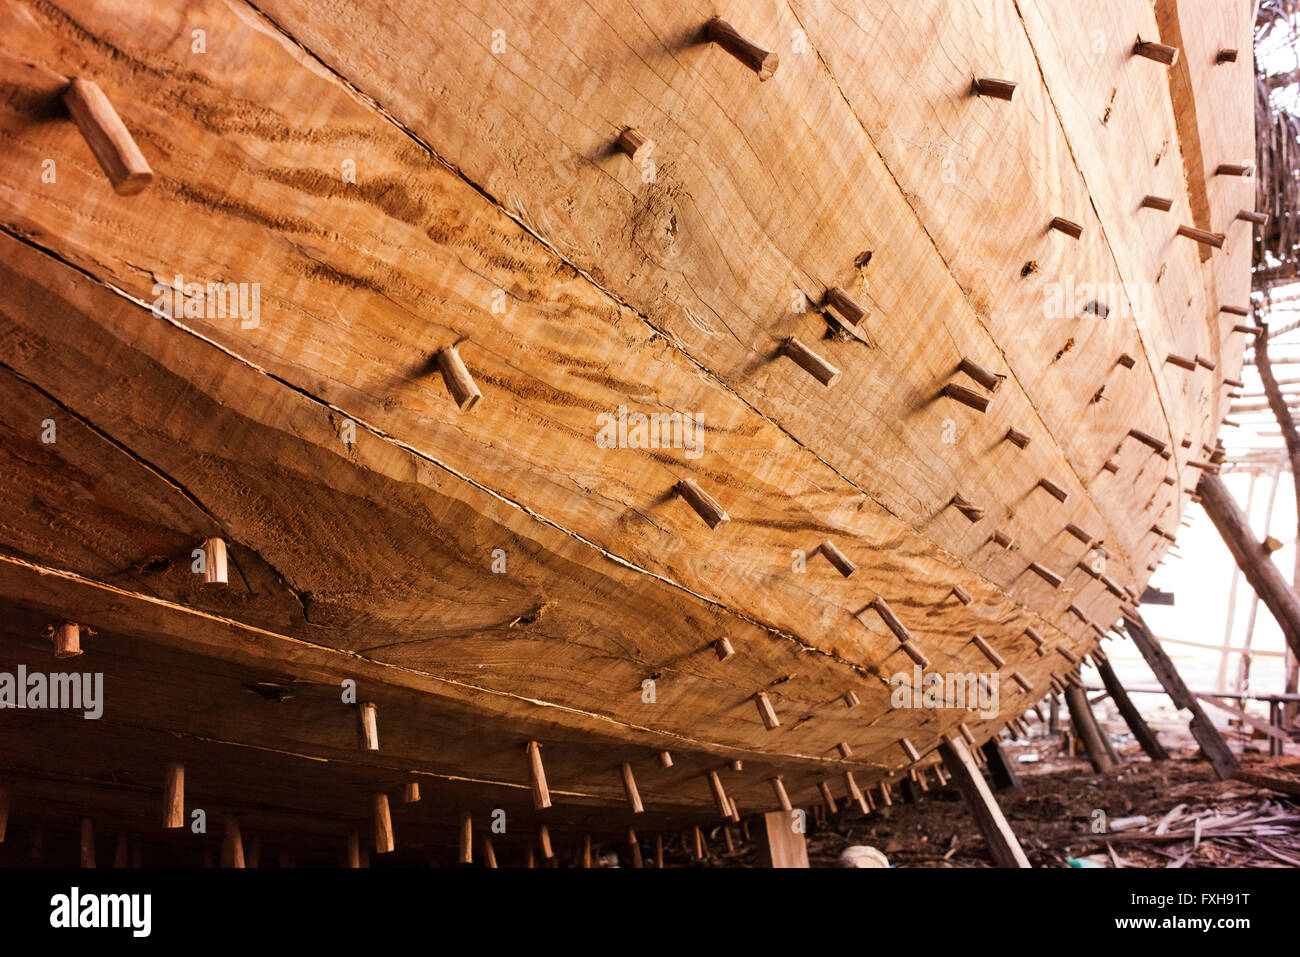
[1067,604,1088,622]
[524,845,535,869]
[345,831,361,868]
[753,691,780,730]
[958,357,1003,392]
[1076,560,1101,580]
[868,596,912,643]
[691,825,705,860]
[80,817,95,868]
[1025,626,1046,654]
[52,621,83,658]
[402,782,421,803]
[1216,49,1238,63]
[658,750,674,769]
[1064,523,1093,544]
[1037,478,1069,503]
[1027,562,1063,588]
[714,637,736,662]
[705,17,778,79]
[769,775,793,812]
[1011,673,1033,694]
[950,493,985,523]
[615,127,654,164]
[482,835,498,869]
[1128,428,1168,454]
[706,770,731,819]
[356,701,379,751]
[972,77,1017,101]
[625,827,643,868]
[1058,646,1080,665]
[163,762,184,829]
[436,344,482,411]
[1049,674,1066,695]
[201,537,228,584]
[836,741,853,759]
[817,540,856,578]
[1215,163,1253,177]
[991,529,1014,549]
[1049,216,1084,239]
[1220,305,1251,317]
[782,337,840,386]
[1177,225,1225,248]
[900,738,921,762]
[458,811,473,865]
[971,635,1005,669]
[619,762,644,814]
[729,758,743,773]
[244,837,260,869]
[1161,474,1176,486]
[951,585,972,605]
[1101,459,1119,474]
[674,478,729,530]
[62,78,153,195]
[1117,353,1137,369]
[819,780,838,814]
[221,814,245,868]
[1005,428,1031,450]
[1166,353,1198,371]
[1133,39,1179,65]
[1237,209,1269,225]
[942,382,991,413]
[1150,524,1177,543]
[525,740,551,810]
[1100,575,1126,599]
[844,772,868,814]
[580,834,593,868]
[958,723,976,747]
[1231,324,1257,334]
[842,689,861,708]
[900,640,930,669]
[824,286,868,326]
[1140,195,1173,211]
[373,793,394,854]
[877,781,893,806]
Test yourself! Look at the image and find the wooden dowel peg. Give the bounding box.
[1011,673,1033,694]
[1176,225,1224,248]
[80,817,95,868]
[729,758,743,772]
[950,493,985,523]
[705,17,778,80]
[714,637,736,662]
[1067,604,1088,622]
[458,812,472,865]
[373,793,394,854]
[818,540,857,577]
[951,585,973,605]
[62,78,153,195]
[201,537,228,584]
[753,691,780,730]
[1216,49,1238,63]
[782,337,840,386]
[819,780,838,813]
[958,357,1003,392]
[971,635,1005,669]
[824,286,868,326]
[707,770,731,819]
[958,723,976,747]
[435,344,482,411]
[1220,305,1251,317]
[1027,562,1063,588]
[658,750,674,769]
[402,782,421,803]
[942,382,991,413]
[878,781,893,807]
[615,127,654,164]
[900,738,921,762]
[990,529,1014,549]
[1117,353,1137,369]
[692,825,704,860]
[1166,353,1198,371]
[163,762,184,829]
[1237,209,1269,225]
[537,825,554,861]
[1140,195,1173,211]
[1231,325,1257,334]
[525,740,551,810]
[836,741,853,759]
[1005,428,1031,450]
[972,77,1017,101]
[654,833,664,868]
[1049,674,1066,695]
[1100,575,1126,599]
[624,828,644,868]
[1128,428,1168,454]
[357,701,379,751]
[1025,626,1046,650]
[1037,477,1069,503]
[1049,216,1084,239]
[1064,523,1093,544]
[580,834,593,868]
[1058,646,1081,665]
[1133,39,1179,65]
[482,835,498,869]
[842,689,861,708]
[52,621,82,658]
[769,775,793,812]
[1076,560,1101,580]
[1102,459,1119,474]
[674,478,729,530]
[900,640,930,669]
[221,814,245,868]
[868,596,912,643]
[346,831,360,868]
[620,762,644,814]
[1215,163,1253,177]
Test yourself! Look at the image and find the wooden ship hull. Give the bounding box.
[0,0,1256,865]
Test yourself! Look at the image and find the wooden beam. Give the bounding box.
[1093,651,1170,762]
[937,736,1030,868]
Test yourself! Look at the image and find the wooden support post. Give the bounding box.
[752,809,809,868]
[62,78,153,195]
[675,479,729,530]
[1122,613,1238,779]
[373,793,394,854]
[980,739,1022,790]
[705,17,778,79]
[619,761,644,813]
[1093,651,1169,761]
[80,817,95,868]
[1064,684,1116,773]
[163,762,184,829]
[435,344,482,411]
[221,814,245,868]
[625,827,643,868]
[525,740,552,810]
[706,770,731,819]
[900,776,920,804]
[357,701,379,751]
[654,833,664,868]
[1198,473,1300,661]
[345,831,360,868]
[938,736,1031,868]
[52,621,82,658]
